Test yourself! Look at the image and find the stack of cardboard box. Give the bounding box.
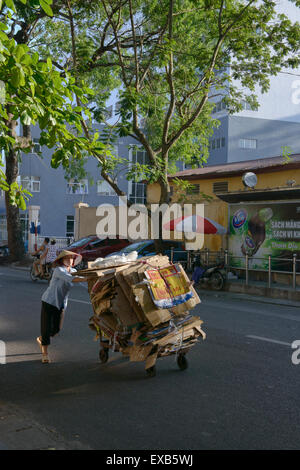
[76,254,206,371]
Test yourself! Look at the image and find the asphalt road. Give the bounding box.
[0,265,300,450]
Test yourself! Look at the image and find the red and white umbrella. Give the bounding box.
[163,215,227,234]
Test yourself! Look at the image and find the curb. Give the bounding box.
[196,288,300,308]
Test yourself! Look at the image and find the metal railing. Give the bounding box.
[36,236,74,251]
[187,248,300,290]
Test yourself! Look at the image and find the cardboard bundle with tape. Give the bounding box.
[76,253,205,369]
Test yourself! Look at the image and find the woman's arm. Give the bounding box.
[72,277,87,283]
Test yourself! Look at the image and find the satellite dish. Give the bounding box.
[242,172,257,188]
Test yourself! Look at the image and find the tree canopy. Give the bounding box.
[23,0,300,203]
[1,0,300,207]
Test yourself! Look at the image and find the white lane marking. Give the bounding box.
[69,298,91,305]
[246,335,292,347]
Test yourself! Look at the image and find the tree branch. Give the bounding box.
[162,0,175,149]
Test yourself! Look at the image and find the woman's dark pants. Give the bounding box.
[41,301,63,346]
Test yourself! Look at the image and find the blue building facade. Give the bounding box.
[0,125,146,243]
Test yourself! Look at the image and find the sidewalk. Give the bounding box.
[0,402,91,450]
[224,277,300,304]
[196,285,300,309]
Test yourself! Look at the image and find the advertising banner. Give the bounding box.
[145,264,193,309]
[229,202,300,271]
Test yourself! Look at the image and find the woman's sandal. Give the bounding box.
[37,338,50,363]
[42,354,50,364]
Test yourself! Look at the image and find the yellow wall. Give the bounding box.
[146,167,300,251]
[169,167,300,199]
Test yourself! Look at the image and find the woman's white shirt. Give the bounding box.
[41,266,77,310]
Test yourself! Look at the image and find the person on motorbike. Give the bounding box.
[31,237,50,277]
[45,239,58,265]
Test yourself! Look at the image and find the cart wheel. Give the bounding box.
[146,366,156,378]
[177,354,188,370]
[99,348,109,363]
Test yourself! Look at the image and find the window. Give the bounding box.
[33,138,41,153]
[97,180,116,196]
[66,215,74,237]
[0,215,7,241]
[67,179,88,194]
[213,99,226,114]
[213,181,228,193]
[210,138,225,151]
[187,184,200,195]
[183,163,193,170]
[129,182,146,205]
[240,100,256,111]
[20,213,29,242]
[239,138,257,149]
[129,148,148,204]
[21,176,40,192]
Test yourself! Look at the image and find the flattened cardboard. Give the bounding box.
[115,269,145,322]
[110,286,140,326]
[93,298,111,315]
[145,352,158,369]
[153,318,202,346]
[99,311,119,331]
[132,284,171,327]
[129,344,152,362]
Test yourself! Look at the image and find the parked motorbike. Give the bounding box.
[30,256,53,282]
[192,257,226,291]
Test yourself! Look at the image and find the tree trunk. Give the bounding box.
[153,176,171,254]
[5,118,25,262]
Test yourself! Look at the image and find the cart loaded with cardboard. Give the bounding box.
[76,253,206,377]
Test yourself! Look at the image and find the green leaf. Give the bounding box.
[18,195,27,211]
[21,112,32,125]
[14,44,26,62]
[39,0,53,16]
[19,0,27,3]
[30,82,35,96]
[31,52,39,65]
[5,0,16,12]
[0,30,8,41]
[11,67,25,88]
[46,57,52,70]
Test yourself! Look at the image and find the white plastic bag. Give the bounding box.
[90,251,138,268]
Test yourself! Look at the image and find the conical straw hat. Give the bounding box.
[53,249,82,267]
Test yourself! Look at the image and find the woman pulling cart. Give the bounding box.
[36,250,86,363]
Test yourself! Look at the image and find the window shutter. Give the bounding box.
[213,181,228,193]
